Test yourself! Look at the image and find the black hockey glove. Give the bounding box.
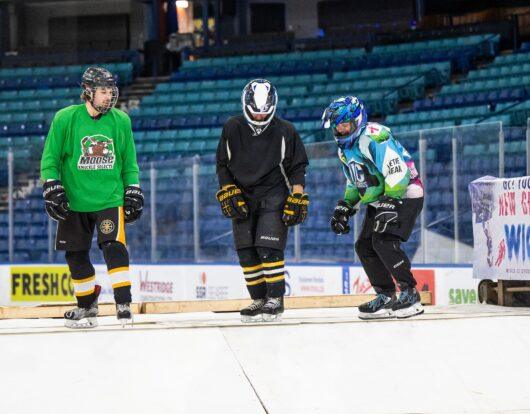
[216,184,248,219]
[124,186,144,224]
[330,200,356,235]
[43,180,70,221]
[374,196,403,233]
[282,192,309,226]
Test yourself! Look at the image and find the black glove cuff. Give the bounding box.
[336,200,355,216]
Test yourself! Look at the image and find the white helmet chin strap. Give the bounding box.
[247,121,273,136]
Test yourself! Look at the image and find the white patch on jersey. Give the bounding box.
[365,122,382,135]
[382,147,407,187]
[365,122,391,137]
[405,183,424,198]
[358,134,374,163]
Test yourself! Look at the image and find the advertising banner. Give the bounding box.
[344,266,436,304]
[0,264,476,307]
[470,175,530,280]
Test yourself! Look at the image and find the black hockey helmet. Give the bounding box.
[81,66,119,114]
[241,79,278,135]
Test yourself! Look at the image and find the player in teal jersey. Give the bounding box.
[40,67,143,328]
[322,96,425,319]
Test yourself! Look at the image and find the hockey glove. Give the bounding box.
[374,196,403,233]
[124,186,144,224]
[216,184,248,219]
[43,179,70,221]
[330,200,356,235]
[282,192,309,226]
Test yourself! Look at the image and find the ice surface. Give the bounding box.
[1,305,529,414]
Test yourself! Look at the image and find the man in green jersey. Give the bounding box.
[40,67,144,328]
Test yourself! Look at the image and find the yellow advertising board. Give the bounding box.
[10,266,74,302]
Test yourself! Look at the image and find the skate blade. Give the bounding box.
[119,317,134,328]
[65,317,98,329]
[395,303,424,319]
[358,309,395,320]
[262,313,283,322]
[241,314,264,323]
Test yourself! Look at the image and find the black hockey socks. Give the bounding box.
[65,250,97,308]
[101,241,132,304]
[256,247,285,298]
[237,247,267,299]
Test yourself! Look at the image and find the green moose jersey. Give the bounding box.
[40,104,139,212]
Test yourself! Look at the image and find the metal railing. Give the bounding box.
[1,121,528,264]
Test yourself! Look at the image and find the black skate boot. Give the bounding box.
[392,288,424,319]
[358,293,396,320]
[64,285,101,329]
[262,296,284,322]
[116,302,133,327]
[240,298,266,323]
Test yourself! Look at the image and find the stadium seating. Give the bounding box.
[0,62,133,90]
[2,33,528,264]
[413,49,530,113]
[173,34,499,81]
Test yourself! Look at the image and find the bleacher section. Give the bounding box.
[0,62,134,90]
[2,33,530,264]
[128,34,497,158]
[174,34,498,81]
[406,49,530,132]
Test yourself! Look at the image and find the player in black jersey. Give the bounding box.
[216,79,309,322]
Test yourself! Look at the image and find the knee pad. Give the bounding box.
[65,250,93,278]
[255,247,284,263]
[101,241,129,270]
[236,247,260,266]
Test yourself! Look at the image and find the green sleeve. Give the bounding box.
[40,115,65,181]
[344,184,360,207]
[121,115,140,186]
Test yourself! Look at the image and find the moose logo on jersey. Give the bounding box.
[77,134,115,170]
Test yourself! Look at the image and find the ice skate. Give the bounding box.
[358,293,396,320]
[261,297,284,322]
[240,298,266,323]
[392,288,424,318]
[64,285,101,329]
[116,303,133,327]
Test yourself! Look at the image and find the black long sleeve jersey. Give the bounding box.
[216,115,309,200]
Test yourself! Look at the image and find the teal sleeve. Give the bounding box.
[341,163,360,206]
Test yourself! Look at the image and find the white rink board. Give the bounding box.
[0,264,477,306]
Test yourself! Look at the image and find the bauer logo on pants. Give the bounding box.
[78,134,115,170]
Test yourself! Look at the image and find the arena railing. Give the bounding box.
[3,120,529,265]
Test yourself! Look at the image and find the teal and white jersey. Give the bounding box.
[338,122,422,206]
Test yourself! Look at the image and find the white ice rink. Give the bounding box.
[1,304,530,414]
